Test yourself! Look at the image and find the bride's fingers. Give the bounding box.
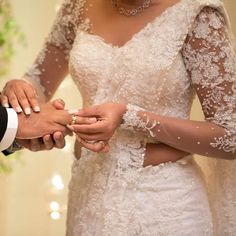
[75,106,100,117]
[72,116,97,125]
[15,88,32,115]
[100,144,110,153]
[68,121,104,133]
[75,132,106,141]
[0,94,9,108]
[24,86,40,113]
[6,92,23,113]
[77,137,107,153]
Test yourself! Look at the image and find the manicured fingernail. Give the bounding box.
[2,103,9,108]
[24,107,31,115]
[34,106,40,112]
[66,124,74,131]
[16,106,23,113]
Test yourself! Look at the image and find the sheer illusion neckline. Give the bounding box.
[80,0,184,49]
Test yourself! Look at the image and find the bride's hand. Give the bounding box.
[1,79,40,114]
[76,136,110,153]
[68,103,126,148]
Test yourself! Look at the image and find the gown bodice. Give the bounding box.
[68,0,202,119]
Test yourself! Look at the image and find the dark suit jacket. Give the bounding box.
[0,106,12,155]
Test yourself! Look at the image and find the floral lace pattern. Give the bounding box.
[183,7,236,154]
[120,8,236,157]
[25,0,89,99]
[121,104,159,138]
[21,0,236,235]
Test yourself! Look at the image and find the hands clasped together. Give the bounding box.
[1,79,126,153]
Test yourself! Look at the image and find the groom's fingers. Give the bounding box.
[30,139,41,152]
[42,135,54,150]
[51,99,65,110]
[54,110,73,126]
[53,132,66,149]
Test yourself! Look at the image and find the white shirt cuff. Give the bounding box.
[0,108,18,152]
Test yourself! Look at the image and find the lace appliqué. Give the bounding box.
[183,7,236,154]
[47,0,89,53]
[25,0,91,99]
[121,104,159,138]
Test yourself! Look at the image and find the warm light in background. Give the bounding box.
[49,201,61,220]
[51,174,64,191]
[50,211,61,220]
[50,201,60,212]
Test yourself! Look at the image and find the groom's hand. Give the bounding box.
[40,99,71,150]
[16,132,68,152]
[16,101,72,139]
[16,99,72,151]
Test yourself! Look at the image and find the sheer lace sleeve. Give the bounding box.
[23,0,87,101]
[120,7,236,160]
[183,7,236,154]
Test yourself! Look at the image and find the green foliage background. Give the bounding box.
[0,0,24,173]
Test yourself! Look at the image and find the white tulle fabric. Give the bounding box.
[24,0,236,235]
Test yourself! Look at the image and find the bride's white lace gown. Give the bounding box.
[25,0,236,235]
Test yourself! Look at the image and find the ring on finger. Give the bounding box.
[71,115,77,125]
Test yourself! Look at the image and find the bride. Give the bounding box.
[1,0,236,235]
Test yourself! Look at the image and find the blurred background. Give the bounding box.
[0,0,235,235]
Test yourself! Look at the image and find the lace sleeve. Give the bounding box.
[183,7,236,154]
[23,0,87,101]
[120,7,236,160]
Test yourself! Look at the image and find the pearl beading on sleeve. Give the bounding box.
[183,7,236,154]
[121,104,160,138]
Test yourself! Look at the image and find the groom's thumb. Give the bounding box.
[51,99,65,110]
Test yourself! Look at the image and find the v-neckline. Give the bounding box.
[80,0,184,49]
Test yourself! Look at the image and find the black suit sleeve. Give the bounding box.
[0,107,21,156]
[0,106,8,143]
[0,106,14,156]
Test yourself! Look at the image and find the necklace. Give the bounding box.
[111,0,152,16]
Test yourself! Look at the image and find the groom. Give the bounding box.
[0,99,71,155]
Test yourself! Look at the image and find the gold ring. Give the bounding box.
[71,115,77,125]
